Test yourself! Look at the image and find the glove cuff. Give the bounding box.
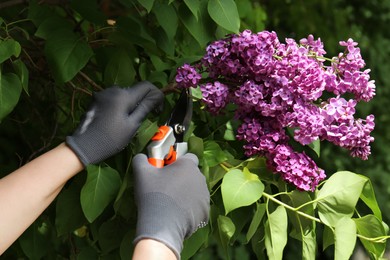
[66,136,90,166]
[134,192,189,260]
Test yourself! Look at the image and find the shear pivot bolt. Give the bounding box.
[174,124,185,134]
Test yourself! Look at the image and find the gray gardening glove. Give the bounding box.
[66,81,164,166]
[132,153,210,259]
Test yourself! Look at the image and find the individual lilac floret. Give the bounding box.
[175,64,202,88]
[299,34,327,56]
[200,81,229,114]
[268,144,326,191]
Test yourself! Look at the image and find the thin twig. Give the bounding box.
[0,0,27,9]
[262,192,323,224]
[78,71,103,91]
[27,122,58,162]
[68,80,93,96]
[161,82,180,95]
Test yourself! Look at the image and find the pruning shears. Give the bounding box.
[147,88,193,168]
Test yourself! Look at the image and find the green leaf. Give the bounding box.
[155,29,175,56]
[188,135,204,160]
[55,186,85,236]
[229,206,253,243]
[207,0,240,33]
[301,230,317,260]
[316,171,367,226]
[114,16,156,48]
[285,190,314,233]
[178,2,214,47]
[35,16,73,40]
[360,178,382,221]
[223,120,236,141]
[308,138,320,157]
[0,72,22,122]
[246,156,271,174]
[0,39,21,63]
[284,191,317,260]
[322,225,334,250]
[354,215,387,259]
[104,48,136,86]
[265,206,288,260]
[181,226,209,260]
[44,31,93,83]
[113,185,135,220]
[218,215,236,259]
[153,2,178,40]
[184,0,201,20]
[207,165,225,190]
[77,246,99,259]
[27,0,54,27]
[221,168,264,214]
[334,217,356,260]
[147,71,168,87]
[19,221,49,260]
[70,0,106,25]
[191,85,203,99]
[236,0,252,18]
[120,231,136,259]
[150,55,173,72]
[246,203,266,243]
[251,224,266,259]
[133,119,158,153]
[12,59,29,94]
[98,218,127,254]
[203,140,228,167]
[137,0,155,13]
[80,165,122,223]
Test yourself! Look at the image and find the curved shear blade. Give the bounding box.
[166,88,193,142]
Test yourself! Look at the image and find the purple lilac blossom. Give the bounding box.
[320,97,375,160]
[285,101,325,145]
[200,81,229,114]
[175,64,202,88]
[325,39,375,101]
[236,117,289,157]
[299,34,327,56]
[175,30,376,191]
[267,144,326,191]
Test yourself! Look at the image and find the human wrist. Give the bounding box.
[133,239,177,260]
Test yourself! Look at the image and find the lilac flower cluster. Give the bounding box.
[200,82,230,114]
[175,63,202,89]
[175,30,376,191]
[268,145,326,191]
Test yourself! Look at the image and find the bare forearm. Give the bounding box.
[0,143,83,254]
[132,239,177,260]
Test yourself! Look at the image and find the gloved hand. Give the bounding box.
[66,81,164,166]
[132,153,210,259]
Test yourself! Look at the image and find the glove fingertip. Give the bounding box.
[133,153,148,164]
[181,153,199,165]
